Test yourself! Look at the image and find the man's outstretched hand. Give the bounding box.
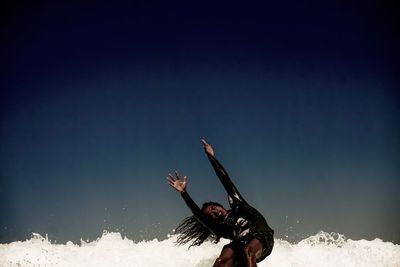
[166,171,187,194]
[201,139,214,157]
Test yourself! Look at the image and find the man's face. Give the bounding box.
[203,204,227,222]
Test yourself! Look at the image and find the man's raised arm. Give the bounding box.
[201,139,245,204]
[166,170,217,235]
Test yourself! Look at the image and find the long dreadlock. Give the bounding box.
[173,201,224,248]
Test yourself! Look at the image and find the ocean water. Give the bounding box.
[0,231,399,267]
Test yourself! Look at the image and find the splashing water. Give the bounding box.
[0,231,399,267]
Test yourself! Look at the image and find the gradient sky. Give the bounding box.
[1,1,399,244]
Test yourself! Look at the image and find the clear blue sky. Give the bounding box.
[1,1,399,244]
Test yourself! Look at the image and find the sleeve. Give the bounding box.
[180,191,218,235]
[207,155,246,205]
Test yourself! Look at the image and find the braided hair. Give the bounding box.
[174,201,223,248]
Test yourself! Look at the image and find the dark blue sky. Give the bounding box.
[1,1,399,244]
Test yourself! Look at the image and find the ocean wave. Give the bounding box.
[0,231,399,267]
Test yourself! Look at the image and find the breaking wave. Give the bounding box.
[0,231,399,266]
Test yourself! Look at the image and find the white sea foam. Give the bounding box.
[0,231,399,267]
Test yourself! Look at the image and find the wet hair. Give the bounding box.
[174,201,224,248]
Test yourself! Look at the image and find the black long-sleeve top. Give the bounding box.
[181,155,273,241]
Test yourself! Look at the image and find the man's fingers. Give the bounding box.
[201,139,208,146]
[183,176,187,184]
[175,170,180,180]
[166,177,175,184]
[168,173,176,181]
[167,181,175,188]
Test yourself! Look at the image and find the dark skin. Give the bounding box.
[202,204,227,222]
[166,139,264,267]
